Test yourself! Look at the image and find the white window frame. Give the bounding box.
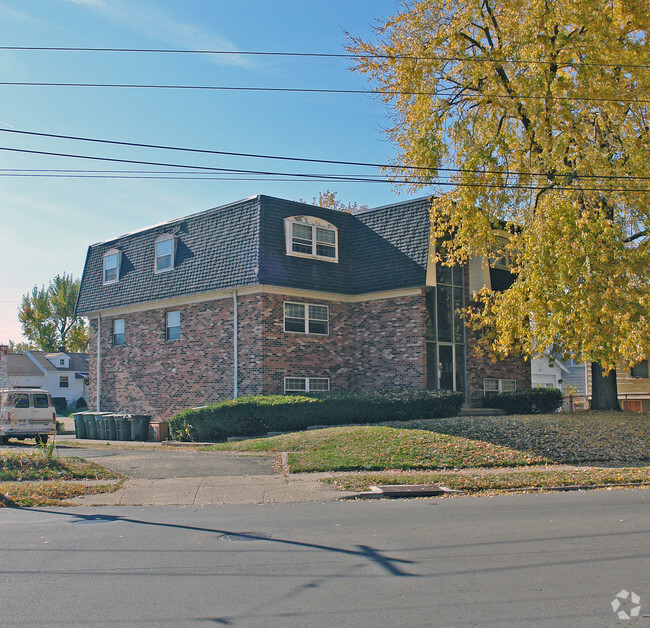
[283,302,329,335]
[113,319,125,346]
[484,378,517,394]
[285,216,338,262]
[155,234,176,274]
[103,249,121,285]
[166,311,181,341]
[284,377,330,393]
[59,375,69,388]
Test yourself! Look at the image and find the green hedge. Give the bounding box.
[169,390,465,442]
[482,387,563,414]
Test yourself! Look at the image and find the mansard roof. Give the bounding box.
[76,194,432,315]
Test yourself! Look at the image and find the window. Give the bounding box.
[631,360,649,378]
[60,376,69,388]
[484,378,517,394]
[59,359,65,365]
[284,377,330,393]
[166,311,181,341]
[33,394,49,409]
[103,250,120,284]
[284,302,329,335]
[285,216,338,261]
[113,319,125,346]
[155,235,176,273]
[12,393,29,408]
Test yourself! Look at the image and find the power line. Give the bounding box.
[2,128,648,181]
[0,147,647,192]
[1,81,646,103]
[1,46,647,69]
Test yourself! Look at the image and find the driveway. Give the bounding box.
[57,443,276,479]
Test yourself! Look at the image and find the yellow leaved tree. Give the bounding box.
[348,0,649,409]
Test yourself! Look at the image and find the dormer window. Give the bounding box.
[155,235,176,273]
[103,250,121,284]
[285,216,338,262]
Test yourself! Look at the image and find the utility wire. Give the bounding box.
[2,128,648,181]
[1,46,647,69]
[0,146,647,192]
[1,81,646,103]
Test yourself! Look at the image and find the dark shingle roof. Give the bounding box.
[76,194,432,315]
[76,196,261,315]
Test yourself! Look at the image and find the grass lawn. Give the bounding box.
[210,411,650,492]
[0,446,123,507]
[0,481,122,508]
[210,425,549,472]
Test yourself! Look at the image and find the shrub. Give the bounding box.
[482,387,563,414]
[75,397,88,410]
[52,397,67,415]
[169,390,464,442]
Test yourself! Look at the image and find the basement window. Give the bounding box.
[284,377,330,393]
[483,378,517,394]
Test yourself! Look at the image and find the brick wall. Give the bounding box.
[259,292,426,394]
[465,327,531,405]
[88,285,528,419]
[463,261,531,405]
[89,293,263,420]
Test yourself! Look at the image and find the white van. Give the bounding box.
[0,388,57,444]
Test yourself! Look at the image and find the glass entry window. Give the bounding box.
[425,265,466,395]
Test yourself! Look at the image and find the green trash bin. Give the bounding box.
[129,415,151,441]
[115,415,131,441]
[104,414,118,441]
[72,412,88,439]
[83,413,98,439]
[94,413,107,440]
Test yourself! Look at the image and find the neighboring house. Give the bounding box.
[585,355,650,412]
[553,356,650,412]
[75,194,530,421]
[531,355,570,390]
[5,350,89,406]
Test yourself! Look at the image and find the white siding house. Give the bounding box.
[6,351,89,406]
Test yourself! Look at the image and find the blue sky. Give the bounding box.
[0,0,423,343]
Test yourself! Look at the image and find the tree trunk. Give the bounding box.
[590,363,621,411]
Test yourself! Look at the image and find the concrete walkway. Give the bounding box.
[51,435,354,506]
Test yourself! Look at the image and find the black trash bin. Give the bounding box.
[83,413,98,439]
[72,412,88,439]
[115,415,131,441]
[104,414,118,441]
[129,415,151,442]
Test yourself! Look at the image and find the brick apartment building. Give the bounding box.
[75,195,530,421]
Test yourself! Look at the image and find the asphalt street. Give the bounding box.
[0,489,648,627]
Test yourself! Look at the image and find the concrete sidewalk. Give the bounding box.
[52,434,355,506]
[68,473,350,506]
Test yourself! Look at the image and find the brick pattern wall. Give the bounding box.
[87,283,528,419]
[259,293,426,394]
[88,294,263,420]
[465,327,531,406]
[463,267,531,406]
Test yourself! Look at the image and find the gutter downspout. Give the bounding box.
[96,314,101,411]
[233,290,238,399]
